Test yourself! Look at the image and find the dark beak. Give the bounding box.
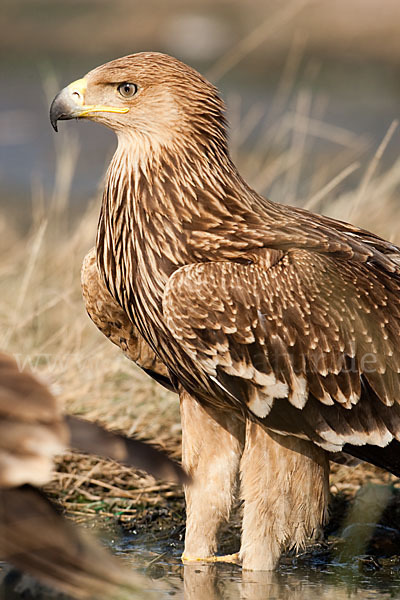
[49,85,84,132]
[49,92,67,132]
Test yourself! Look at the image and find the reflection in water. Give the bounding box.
[3,556,399,600]
[183,565,290,600]
[183,565,303,600]
[241,570,281,600]
[184,564,222,599]
[180,562,400,600]
[115,532,400,600]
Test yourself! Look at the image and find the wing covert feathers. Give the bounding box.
[163,247,400,451]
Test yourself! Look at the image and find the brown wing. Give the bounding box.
[0,353,145,598]
[66,415,188,484]
[0,352,186,596]
[0,352,68,487]
[0,485,143,599]
[0,351,185,487]
[163,248,400,451]
[81,247,173,389]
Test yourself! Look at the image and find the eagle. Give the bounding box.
[50,52,400,571]
[0,351,185,596]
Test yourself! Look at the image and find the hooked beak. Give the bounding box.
[49,78,129,132]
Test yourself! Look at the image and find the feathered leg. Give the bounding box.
[180,390,244,561]
[239,421,329,570]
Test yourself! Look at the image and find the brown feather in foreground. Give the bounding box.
[0,351,183,596]
[51,52,400,570]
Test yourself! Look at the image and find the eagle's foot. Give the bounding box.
[182,552,240,565]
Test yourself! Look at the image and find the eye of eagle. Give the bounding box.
[117,82,138,98]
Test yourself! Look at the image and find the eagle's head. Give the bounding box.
[50,52,227,152]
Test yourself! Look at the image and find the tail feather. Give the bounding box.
[343,439,400,478]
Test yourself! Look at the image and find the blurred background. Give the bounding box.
[1,0,400,229]
[1,2,400,597]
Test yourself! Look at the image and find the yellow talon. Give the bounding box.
[182,552,240,565]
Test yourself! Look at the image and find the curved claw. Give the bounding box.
[182,552,240,565]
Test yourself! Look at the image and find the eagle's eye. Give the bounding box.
[118,83,138,98]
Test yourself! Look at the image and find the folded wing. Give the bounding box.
[163,247,400,452]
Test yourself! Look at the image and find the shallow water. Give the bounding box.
[112,536,400,600]
[2,527,400,599]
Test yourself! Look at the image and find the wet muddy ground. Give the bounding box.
[2,484,400,599]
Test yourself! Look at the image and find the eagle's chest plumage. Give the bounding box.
[97,176,200,387]
[98,218,165,353]
[96,146,261,400]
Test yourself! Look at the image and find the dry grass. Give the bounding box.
[0,194,182,516]
[1,64,400,525]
